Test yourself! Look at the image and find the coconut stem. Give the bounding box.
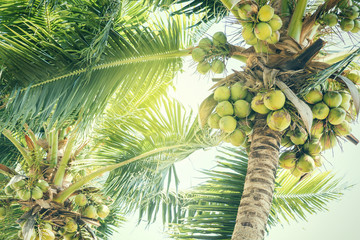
[287,0,308,43]
[220,0,241,20]
[49,130,58,168]
[2,130,31,165]
[53,144,187,203]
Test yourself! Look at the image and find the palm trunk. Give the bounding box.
[231,115,282,240]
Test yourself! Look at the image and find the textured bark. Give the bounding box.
[231,115,282,240]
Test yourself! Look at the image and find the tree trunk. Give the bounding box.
[231,115,282,240]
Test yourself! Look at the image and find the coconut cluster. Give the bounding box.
[192,32,228,75]
[4,179,49,201]
[320,0,360,33]
[239,3,282,47]
[279,87,356,177]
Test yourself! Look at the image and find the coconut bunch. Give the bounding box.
[320,0,360,33]
[0,128,112,240]
[192,32,228,75]
[239,2,282,48]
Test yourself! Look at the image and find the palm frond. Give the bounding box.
[168,147,349,239]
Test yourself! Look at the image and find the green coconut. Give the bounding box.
[191,48,207,62]
[251,93,271,114]
[322,13,338,27]
[13,179,26,189]
[244,92,253,103]
[219,116,237,133]
[84,205,98,219]
[214,86,230,102]
[74,193,88,207]
[212,32,227,46]
[207,113,221,129]
[279,151,297,169]
[290,127,308,145]
[198,38,213,51]
[291,167,303,178]
[246,36,258,45]
[304,89,323,104]
[351,19,360,33]
[347,72,360,84]
[18,189,31,201]
[313,155,324,167]
[338,0,353,9]
[4,185,14,195]
[254,22,272,40]
[268,14,283,31]
[230,82,247,101]
[211,60,225,74]
[258,5,274,22]
[320,133,337,150]
[297,154,315,173]
[36,180,49,193]
[242,26,256,41]
[0,207,6,220]
[310,120,324,138]
[97,205,110,219]
[39,229,55,240]
[266,31,280,44]
[340,91,351,107]
[281,135,295,147]
[266,109,291,131]
[216,101,234,117]
[340,18,354,31]
[328,107,346,125]
[343,6,359,20]
[264,90,286,110]
[323,91,342,108]
[197,61,211,75]
[64,218,78,233]
[233,100,251,118]
[333,120,352,136]
[312,102,330,119]
[238,4,252,20]
[228,129,246,146]
[31,186,43,200]
[303,142,322,156]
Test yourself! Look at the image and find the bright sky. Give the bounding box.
[113,19,360,240]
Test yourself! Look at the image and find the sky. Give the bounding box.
[112,18,360,240]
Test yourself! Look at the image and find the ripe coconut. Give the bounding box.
[333,120,352,136]
[31,186,43,200]
[75,193,88,207]
[191,48,206,62]
[36,180,49,192]
[322,13,338,27]
[297,154,315,173]
[304,89,323,104]
[212,32,227,46]
[258,5,274,22]
[0,207,6,220]
[340,18,354,31]
[198,38,212,51]
[219,116,237,133]
[328,107,346,125]
[230,82,247,101]
[207,113,221,129]
[211,60,225,74]
[268,14,283,31]
[39,229,55,240]
[97,205,110,219]
[303,142,322,156]
[214,86,230,102]
[279,151,297,169]
[228,129,246,146]
[251,93,270,114]
[266,31,280,44]
[264,90,286,110]
[312,102,330,119]
[84,205,98,219]
[197,61,211,75]
[254,22,272,40]
[216,101,234,117]
[351,19,360,33]
[289,127,308,145]
[320,133,337,150]
[233,100,251,118]
[64,218,78,233]
[266,109,291,131]
[310,120,324,138]
[238,4,252,20]
[18,189,31,201]
[281,135,294,147]
[323,91,342,108]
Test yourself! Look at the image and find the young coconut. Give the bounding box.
[230,82,247,101]
[84,205,98,219]
[219,116,237,133]
[64,218,78,233]
[214,86,230,102]
[207,113,221,129]
[323,91,342,108]
[266,109,291,131]
[289,127,308,145]
[322,13,338,27]
[228,129,246,146]
[197,61,211,75]
[312,102,330,119]
[251,93,271,114]
[351,19,360,33]
[268,14,283,31]
[279,151,297,169]
[328,107,346,125]
[216,101,234,117]
[296,154,316,173]
[258,5,274,22]
[191,48,207,62]
[310,120,324,138]
[339,18,355,31]
[263,90,286,110]
[36,179,49,192]
[13,179,26,190]
[254,22,272,40]
[31,186,43,200]
[333,120,352,136]
[212,32,227,46]
[266,31,280,44]
[198,38,212,51]
[304,89,323,104]
[233,100,251,118]
[211,60,225,74]
[74,193,88,207]
[97,205,110,219]
[18,188,31,201]
[303,141,322,156]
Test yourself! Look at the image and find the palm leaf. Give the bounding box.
[167,147,349,239]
